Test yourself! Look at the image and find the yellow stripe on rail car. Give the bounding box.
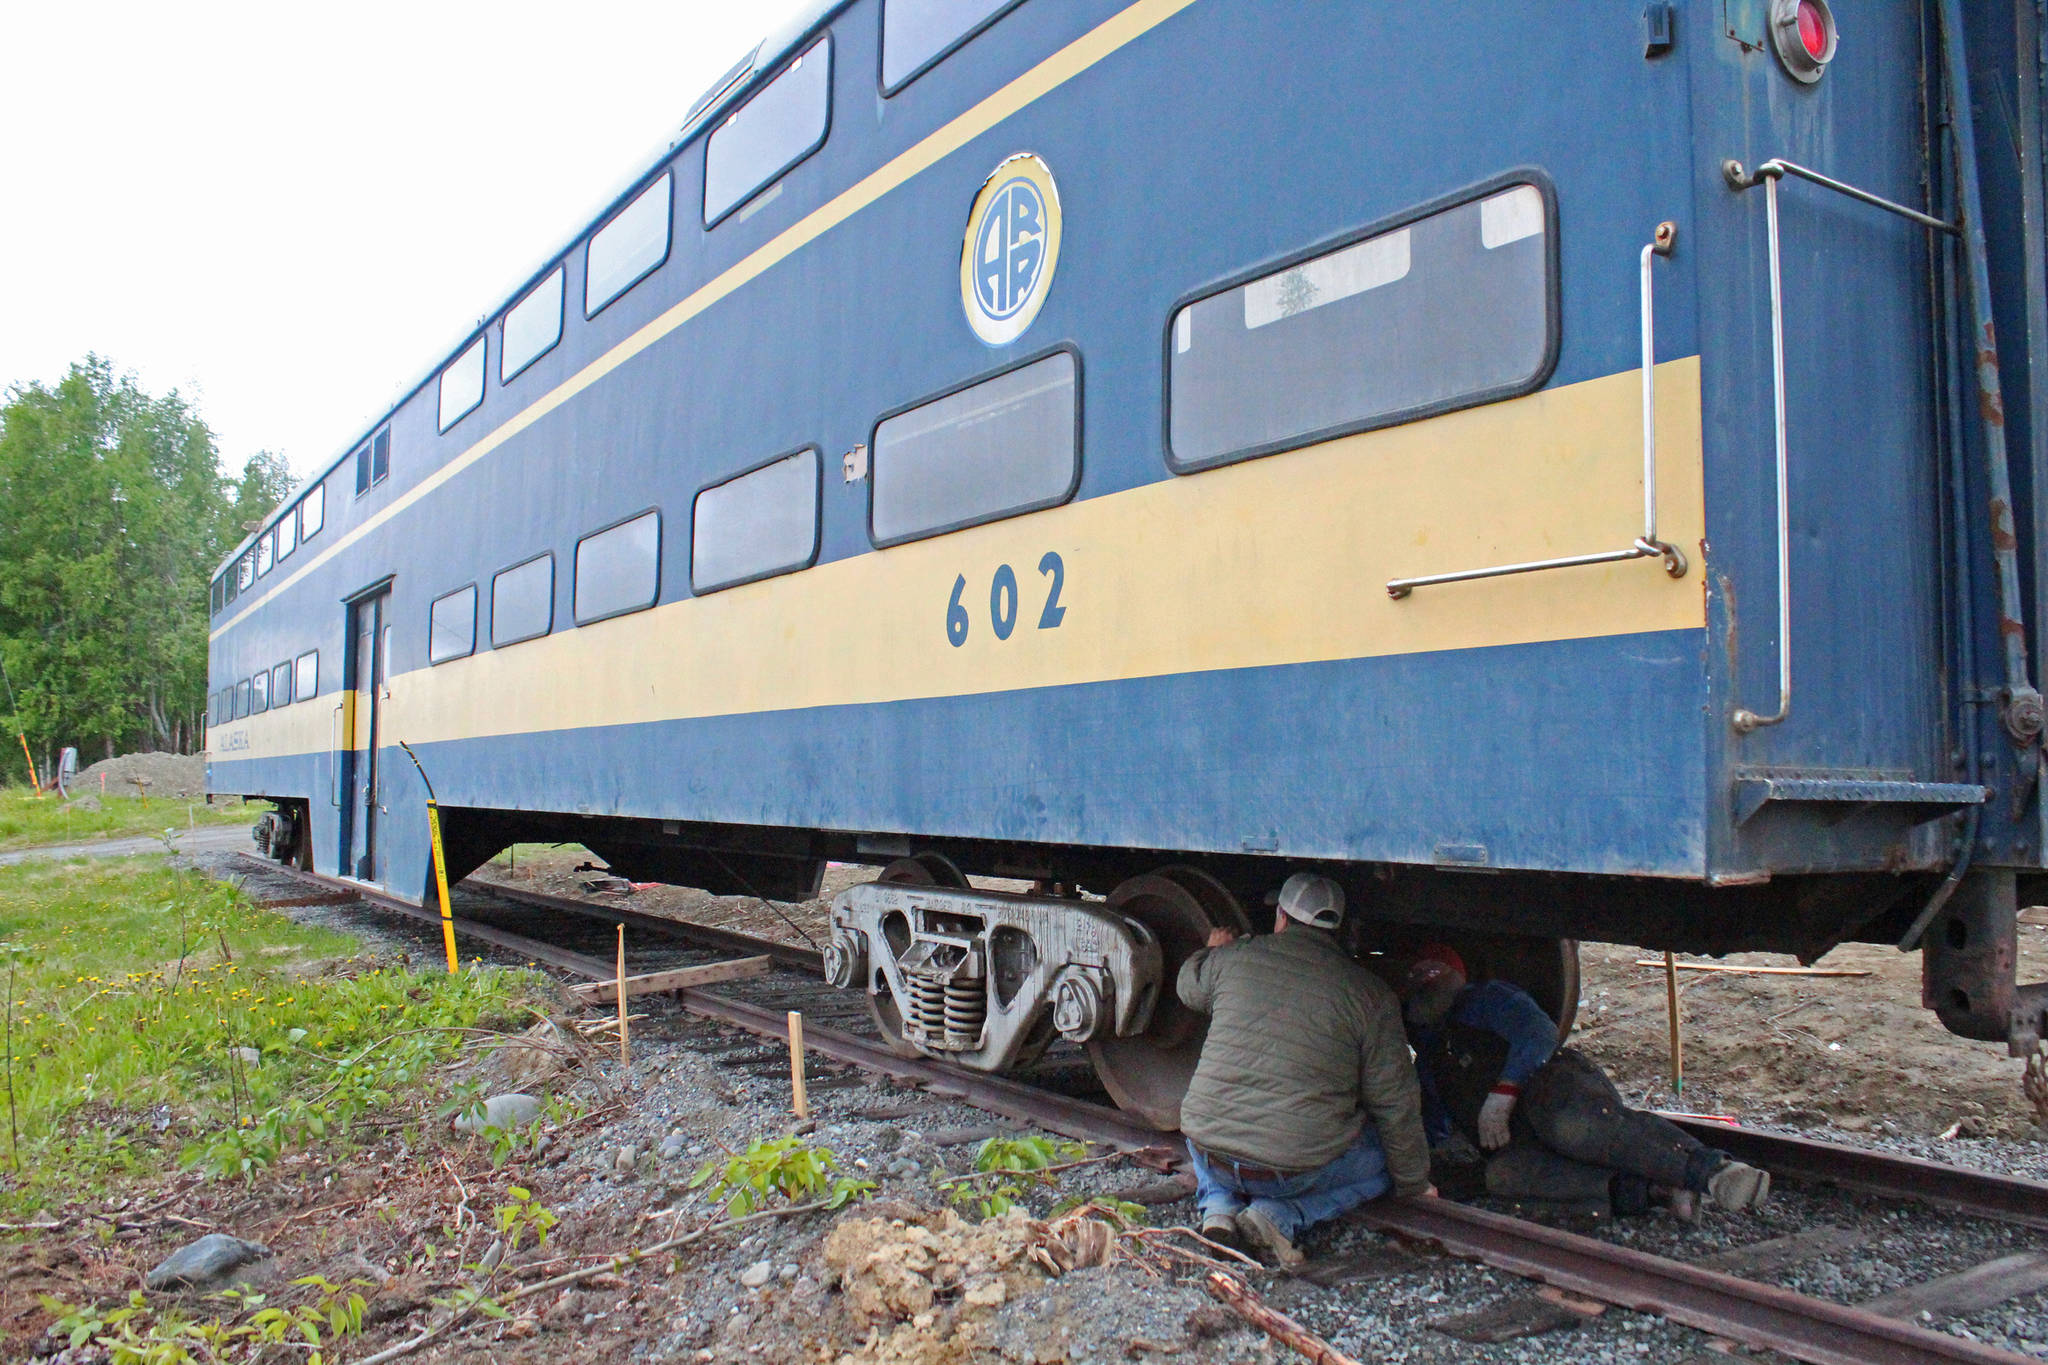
[210,358,1705,762]
[210,0,1205,646]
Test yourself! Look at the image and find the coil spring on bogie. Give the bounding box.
[906,976,948,1039]
[943,979,985,1045]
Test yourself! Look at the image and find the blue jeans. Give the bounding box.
[1188,1129,1392,1241]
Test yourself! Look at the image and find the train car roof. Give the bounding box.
[215,0,854,578]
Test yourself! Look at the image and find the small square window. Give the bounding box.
[438,339,485,432]
[271,661,293,706]
[294,650,318,702]
[429,585,478,664]
[574,511,661,624]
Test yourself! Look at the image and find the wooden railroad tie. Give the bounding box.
[569,955,773,1005]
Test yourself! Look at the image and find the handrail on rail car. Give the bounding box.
[1385,223,1689,600]
[1721,159,1960,734]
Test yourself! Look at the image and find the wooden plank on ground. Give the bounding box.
[1631,960,1871,977]
[569,955,770,1003]
[1859,1251,2048,1322]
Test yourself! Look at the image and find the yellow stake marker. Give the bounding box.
[397,741,459,975]
[1664,949,1683,1095]
[16,734,37,794]
[788,1011,809,1119]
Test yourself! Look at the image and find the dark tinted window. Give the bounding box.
[372,429,391,482]
[211,577,225,615]
[271,662,292,706]
[1168,183,1553,470]
[692,450,819,593]
[354,444,370,495]
[295,650,318,701]
[883,0,1016,89]
[491,554,554,647]
[574,511,660,624]
[871,351,1078,546]
[429,586,477,664]
[704,37,830,225]
[586,174,671,314]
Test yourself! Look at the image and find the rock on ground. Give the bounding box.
[143,1233,273,1291]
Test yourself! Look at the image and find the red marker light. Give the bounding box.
[1797,2,1828,59]
[1771,0,1837,83]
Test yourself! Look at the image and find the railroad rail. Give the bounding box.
[224,853,2048,1365]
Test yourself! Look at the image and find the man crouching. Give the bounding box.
[1177,873,1435,1266]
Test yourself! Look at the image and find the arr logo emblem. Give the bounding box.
[961,153,1061,346]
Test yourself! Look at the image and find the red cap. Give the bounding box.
[1408,943,1468,986]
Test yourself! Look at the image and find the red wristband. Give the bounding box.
[1489,1082,1521,1098]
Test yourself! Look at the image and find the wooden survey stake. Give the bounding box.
[616,926,630,1067]
[788,1011,809,1119]
[1664,949,1683,1095]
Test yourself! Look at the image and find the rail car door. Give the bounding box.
[340,589,388,882]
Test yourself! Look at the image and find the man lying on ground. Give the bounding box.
[1403,943,1770,1220]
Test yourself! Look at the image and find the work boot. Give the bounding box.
[1706,1161,1770,1211]
[1200,1213,1247,1257]
[1235,1205,1305,1268]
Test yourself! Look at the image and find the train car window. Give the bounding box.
[225,569,239,606]
[235,679,251,720]
[586,173,672,316]
[353,443,370,496]
[277,506,297,562]
[211,577,225,616]
[704,37,830,227]
[870,349,1079,546]
[882,0,1019,92]
[252,671,269,715]
[295,650,318,702]
[256,531,274,578]
[490,553,554,647]
[1167,180,1556,471]
[271,661,292,706]
[691,448,820,594]
[574,510,661,624]
[439,338,486,432]
[429,585,478,664]
[501,267,564,383]
[300,482,325,540]
[372,429,390,483]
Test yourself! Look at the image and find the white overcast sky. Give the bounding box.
[0,0,815,485]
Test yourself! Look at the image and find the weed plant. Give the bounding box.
[0,858,536,1210]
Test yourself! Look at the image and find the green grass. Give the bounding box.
[0,858,541,1210]
[0,786,253,853]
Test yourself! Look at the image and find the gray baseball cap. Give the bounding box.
[1266,872,1344,929]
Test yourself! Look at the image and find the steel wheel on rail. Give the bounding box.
[862,854,971,1058]
[1086,866,1251,1130]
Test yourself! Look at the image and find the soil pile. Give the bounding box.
[72,751,206,800]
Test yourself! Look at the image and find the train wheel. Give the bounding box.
[1086,867,1251,1129]
[862,854,971,1057]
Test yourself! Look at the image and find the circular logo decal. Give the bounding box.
[960,154,1061,346]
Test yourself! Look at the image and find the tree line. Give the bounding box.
[0,357,294,783]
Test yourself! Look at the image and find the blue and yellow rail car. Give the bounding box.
[206,1,2048,1123]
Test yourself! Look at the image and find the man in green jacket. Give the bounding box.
[1177,872,1435,1266]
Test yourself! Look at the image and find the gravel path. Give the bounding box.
[0,822,253,867]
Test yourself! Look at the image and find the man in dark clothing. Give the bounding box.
[1177,873,1435,1267]
[1405,944,1769,1218]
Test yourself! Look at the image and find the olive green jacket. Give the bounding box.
[1176,927,1431,1194]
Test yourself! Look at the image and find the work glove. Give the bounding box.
[1477,1084,1519,1150]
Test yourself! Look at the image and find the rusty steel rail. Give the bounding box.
[1667,1116,2048,1232]
[467,877,824,974]
[1359,1196,2033,1365]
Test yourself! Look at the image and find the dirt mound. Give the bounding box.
[73,751,206,800]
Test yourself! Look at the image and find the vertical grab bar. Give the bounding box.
[1721,157,1962,733]
[1387,223,1687,598]
[1731,173,1794,733]
[330,702,343,808]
